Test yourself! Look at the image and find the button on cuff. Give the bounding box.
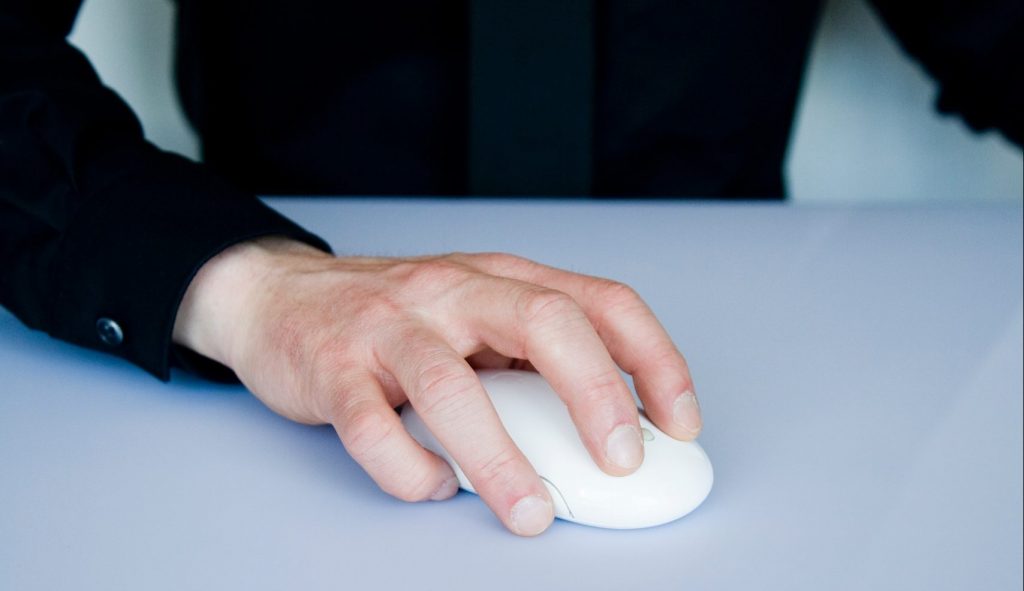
[96,317,124,347]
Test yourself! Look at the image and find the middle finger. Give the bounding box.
[435,275,646,477]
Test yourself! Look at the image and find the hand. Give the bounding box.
[173,237,701,536]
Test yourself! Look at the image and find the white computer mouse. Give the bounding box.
[400,369,713,529]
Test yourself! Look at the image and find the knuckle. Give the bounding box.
[597,279,642,308]
[414,358,479,416]
[648,342,685,367]
[591,280,646,320]
[516,289,580,328]
[444,251,477,266]
[647,345,693,389]
[462,252,538,280]
[387,259,478,307]
[341,408,395,461]
[588,279,648,332]
[406,258,472,290]
[350,295,402,323]
[579,369,627,397]
[312,369,362,422]
[308,341,366,393]
[473,447,522,492]
[572,369,631,417]
[342,407,439,503]
[290,345,366,424]
[481,252,529,271]
[381,466,437,503]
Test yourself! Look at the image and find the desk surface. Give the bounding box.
[2,200,1022,591]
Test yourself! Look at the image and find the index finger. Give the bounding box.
[375,322,555,536]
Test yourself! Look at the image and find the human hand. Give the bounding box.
[173,237,701,536]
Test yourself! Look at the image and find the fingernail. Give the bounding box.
[429,475,459,501]
[510,495,553,536]
[673,390,702,436]
[606,424,644,470]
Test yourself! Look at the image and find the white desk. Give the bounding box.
[2,199,1021,590]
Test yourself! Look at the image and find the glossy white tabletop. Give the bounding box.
[2,199,1021,590]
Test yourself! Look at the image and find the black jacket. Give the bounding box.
[1,0,1020,379]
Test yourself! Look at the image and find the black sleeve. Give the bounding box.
[867,0,1022,146]
[0,1,331,381]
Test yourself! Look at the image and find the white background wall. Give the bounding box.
[69,0,1023,203]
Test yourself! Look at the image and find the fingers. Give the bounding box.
[465,253,702,441]
[323,371,460,503]
[376,324,554,536]
[450,276,645,476]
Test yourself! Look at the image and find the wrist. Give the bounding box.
[172,236,326,369]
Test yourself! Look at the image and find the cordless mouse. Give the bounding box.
[400,369,714,529]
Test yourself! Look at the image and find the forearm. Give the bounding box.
[1,5,332,378]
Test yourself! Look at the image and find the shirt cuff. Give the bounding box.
[48,148,332,381]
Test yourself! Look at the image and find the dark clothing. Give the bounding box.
[1,1,1021,379]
